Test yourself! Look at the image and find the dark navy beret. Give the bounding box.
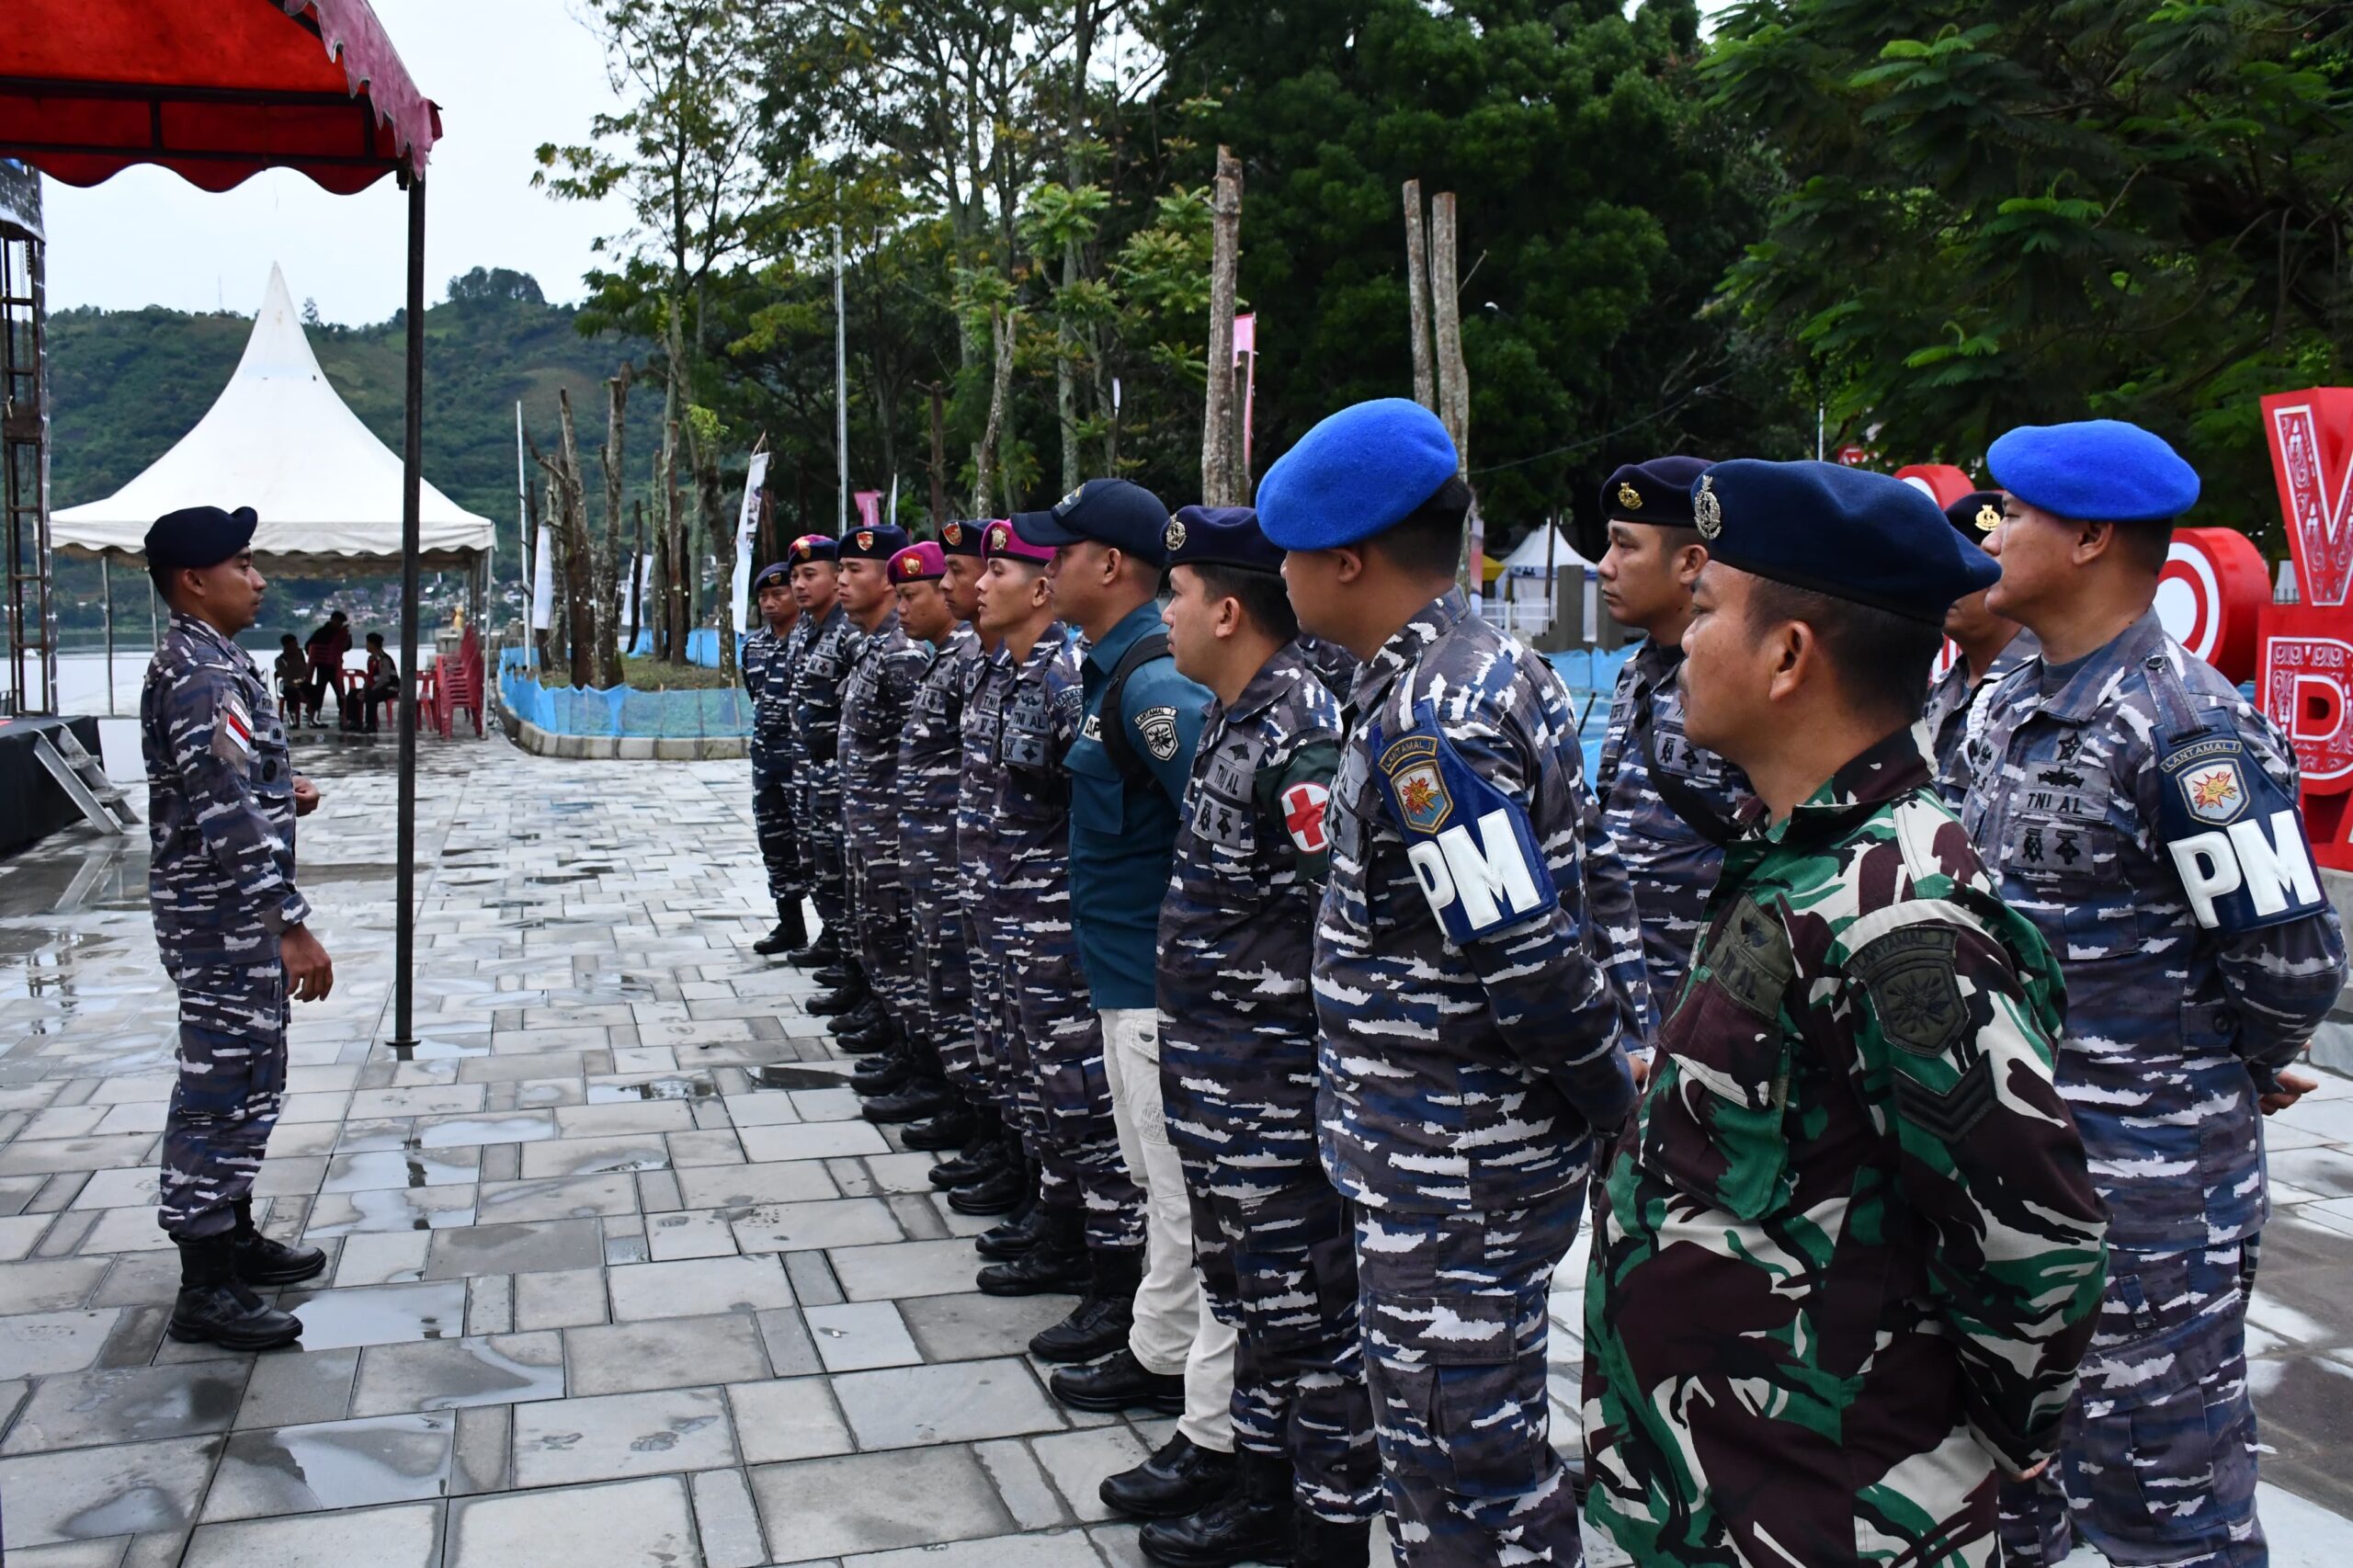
[1012,479,1173,565]
[789,534,838,563]
[938,518,987,558]
[1257,399,1459,551]
[838,523,911,562]
[1600,457,1713,528]
[145,506,257,569]
[1165,506,1283,574]
[1986,419,2200,523]
[752,561,792,593]
[1942,490,2006,540]
[1693,460,1998,624]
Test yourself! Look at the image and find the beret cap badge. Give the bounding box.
[857,530,874,551]
[1616,483,1643,511]
[1694,475,1723,540]
[943,522,962,544]
[1165,518,1187,552]
[1974,504,2001,532]
[990,524,1008,551]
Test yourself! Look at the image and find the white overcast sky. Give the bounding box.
[40,0,634,325]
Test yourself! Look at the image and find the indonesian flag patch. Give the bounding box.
[1281,780,1331,854]
[215,699,254,763]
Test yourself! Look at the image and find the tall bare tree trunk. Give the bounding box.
[973,307,1012,515]
[1429,192,1480,597]
[1404,180,1437,413]
[927,382,949,527]
[597,363,633,689]
[629,497,647,657]
[697,427,740,687]
[550,391,597,688]
[664,415,688,664]
[1202,146,1244,506]
[540,474,570,677]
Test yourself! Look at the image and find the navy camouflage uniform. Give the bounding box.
[1920,627,2038,806]
[1593,637,1748,997]
[792,603,858,940]
[1317,588,1654,1567]
[903,624,983,1090]
[1962,610,2347,1567]
[1160,638,1379,1525]
[142,611,307,1240]
[1292,632,1360,697]
[839,608,933,1031]
[989,626,1146,1249]
[961,645,1014,1118]
[744,618,808,903]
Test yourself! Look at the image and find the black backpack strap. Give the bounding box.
[1099,631,1173,788]
[1634,694,1741,847]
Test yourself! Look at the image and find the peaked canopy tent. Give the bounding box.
[53,264,494,574]
[0,0,444,1050]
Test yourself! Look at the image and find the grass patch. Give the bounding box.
[538,653,737,691]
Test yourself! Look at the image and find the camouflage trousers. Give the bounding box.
[846,845,918,1031]
[962,903,1010,1111]
[751,778,807,901]
[800,762,847,935]
[1356,1199,1586,1568]
[1190,1176,1381,1524]
[160,962,289,1240]
[908,874,975,1090]
[1007,922,1143,1252]
[1998,1241,2263,1568]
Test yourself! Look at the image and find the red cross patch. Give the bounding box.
[1281,780,1330,854]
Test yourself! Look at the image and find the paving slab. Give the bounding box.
[509,1384,737,1486]
[447,1474,701,1568]
[748,1445,1016,1562]
[181,1501,443,1568]
[202,1411,454,1520]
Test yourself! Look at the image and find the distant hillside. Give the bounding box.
[48,267,655,558]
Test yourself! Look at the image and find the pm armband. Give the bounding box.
[1372,703,1557,945]
[2157,732,2325,934]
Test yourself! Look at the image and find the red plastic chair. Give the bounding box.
[435,628,485,738]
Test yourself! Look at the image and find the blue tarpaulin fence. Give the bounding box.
[627,628,730,666]
[499,648,751,738]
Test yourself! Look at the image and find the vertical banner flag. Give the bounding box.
[853,490,882,531]
[729,451,771,637]
[530,525,556,633]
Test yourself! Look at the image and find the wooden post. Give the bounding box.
[1404,179,1436,413]
[1202,146,1243,506]
[1429,192,1480,602]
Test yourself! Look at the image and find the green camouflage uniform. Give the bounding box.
[1583,730,2109,1568]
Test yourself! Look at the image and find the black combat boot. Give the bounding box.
[835,1008,895,1052]
[230,1199,326,1286]
[976,1205,1089,1295]
[169,1233,304,1350]
[849,1051,914,1096]
[1049,1344,1182,1413]
[1030,1245,1142,1363]
[752,900,808,956]
[826,995,886,1034]
[786,929,839,969]
[806,974,870,1017]
[1290,1517,1371,1568]
[947,1157,1029,1217]
[1101,1434,1239,1521]
[901,1098,977,1152]
[1140,1451,1299,1567]
[862,1078,953,1126]
[926,1118,1004,1184]
[813,960,855,988]
[974,1190,1049,1258]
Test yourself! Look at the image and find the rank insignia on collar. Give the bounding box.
[1165,518,1187,552]
[1617,482,1643,511]
[1694,475,1722,540]
[1975,504,2001,532]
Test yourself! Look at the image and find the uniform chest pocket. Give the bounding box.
[1643,895,1796,1221]
[916,684,951,720]
[1065,736,1127,836]
[1652,723,1722,787]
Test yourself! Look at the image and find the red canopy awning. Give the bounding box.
[0,0,438,194]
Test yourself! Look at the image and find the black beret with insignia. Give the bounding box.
[146,506,258,569]
[837,523,911,562]
[938,518,987,558]
[790,534,838,563]
[1576,456,1712,562]
[1942,490,2006,540]
[1693,459,1999,624]
[1165,505,1284,574]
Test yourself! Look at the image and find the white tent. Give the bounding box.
[1496,522,1593,577]
[52,264,494,572]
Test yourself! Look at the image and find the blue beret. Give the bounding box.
[838,523,911,562]
[145,506,257,569]
[1600,457,1713,528]
[938,518,987,558]
[1257,399,1459,551]
[1165,506,1282,574]
[1942,490,2006,540]
[1986,419,2200,523]
[753,561,792,592]
[1012,478,1174,564]
[1694,460,1997,623]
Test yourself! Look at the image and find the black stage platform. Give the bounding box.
[0,714,108,855]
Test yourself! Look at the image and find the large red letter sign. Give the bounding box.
[2260,389,2353,869]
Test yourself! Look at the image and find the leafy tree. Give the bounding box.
[1710,0,2353,544]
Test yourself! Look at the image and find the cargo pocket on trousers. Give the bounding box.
[1042,1052,1115,1144]
[1368,1290,1540,1492]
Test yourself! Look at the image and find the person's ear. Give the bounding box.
[1212,595,1241,642]
[1766,619,1812,704]
[1333,547,1366,586]
[2075,518,2115,566]
[1673,541,1708,589]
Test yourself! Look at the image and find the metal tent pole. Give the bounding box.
[834,223,847,536]
[392,173,425,1051]
[101,553,114,714]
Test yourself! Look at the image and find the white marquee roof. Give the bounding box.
[52,264,494,571]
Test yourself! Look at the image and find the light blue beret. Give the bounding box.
[1256,399,1460,551]
[1985,419,2200,523]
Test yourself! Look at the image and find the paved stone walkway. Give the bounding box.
[0,735,2348,1566]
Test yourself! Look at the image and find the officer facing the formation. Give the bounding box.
[1921,490,2037,803]
[784,534,850,970]
[1148,505,1378,1568]
[1591,456,1750,997]
[743,560,808,954]
[1015,480,1238,1494]
[1265,399,1653,1568]
[141,506,333,1352]
[1965,421,2346,1568]
[885,540,985,1156]
[1580,460,2109,1568]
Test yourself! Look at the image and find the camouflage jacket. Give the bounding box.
[1585,729,2108,1568]
[839,610,933,867]
[1158,642,1345,1195]
[791,604,855,771]
[985,625,1084,915]
[957,642,1009,932]
[1920,628,2039,806]
[1314,588,1654,1213]
[1293,632,1361,698]
[1960,609,2347,1250]
[1593,638,1750,1001]
[142,611,310,968]
[901,625,981,902]
[743,619,801,789]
